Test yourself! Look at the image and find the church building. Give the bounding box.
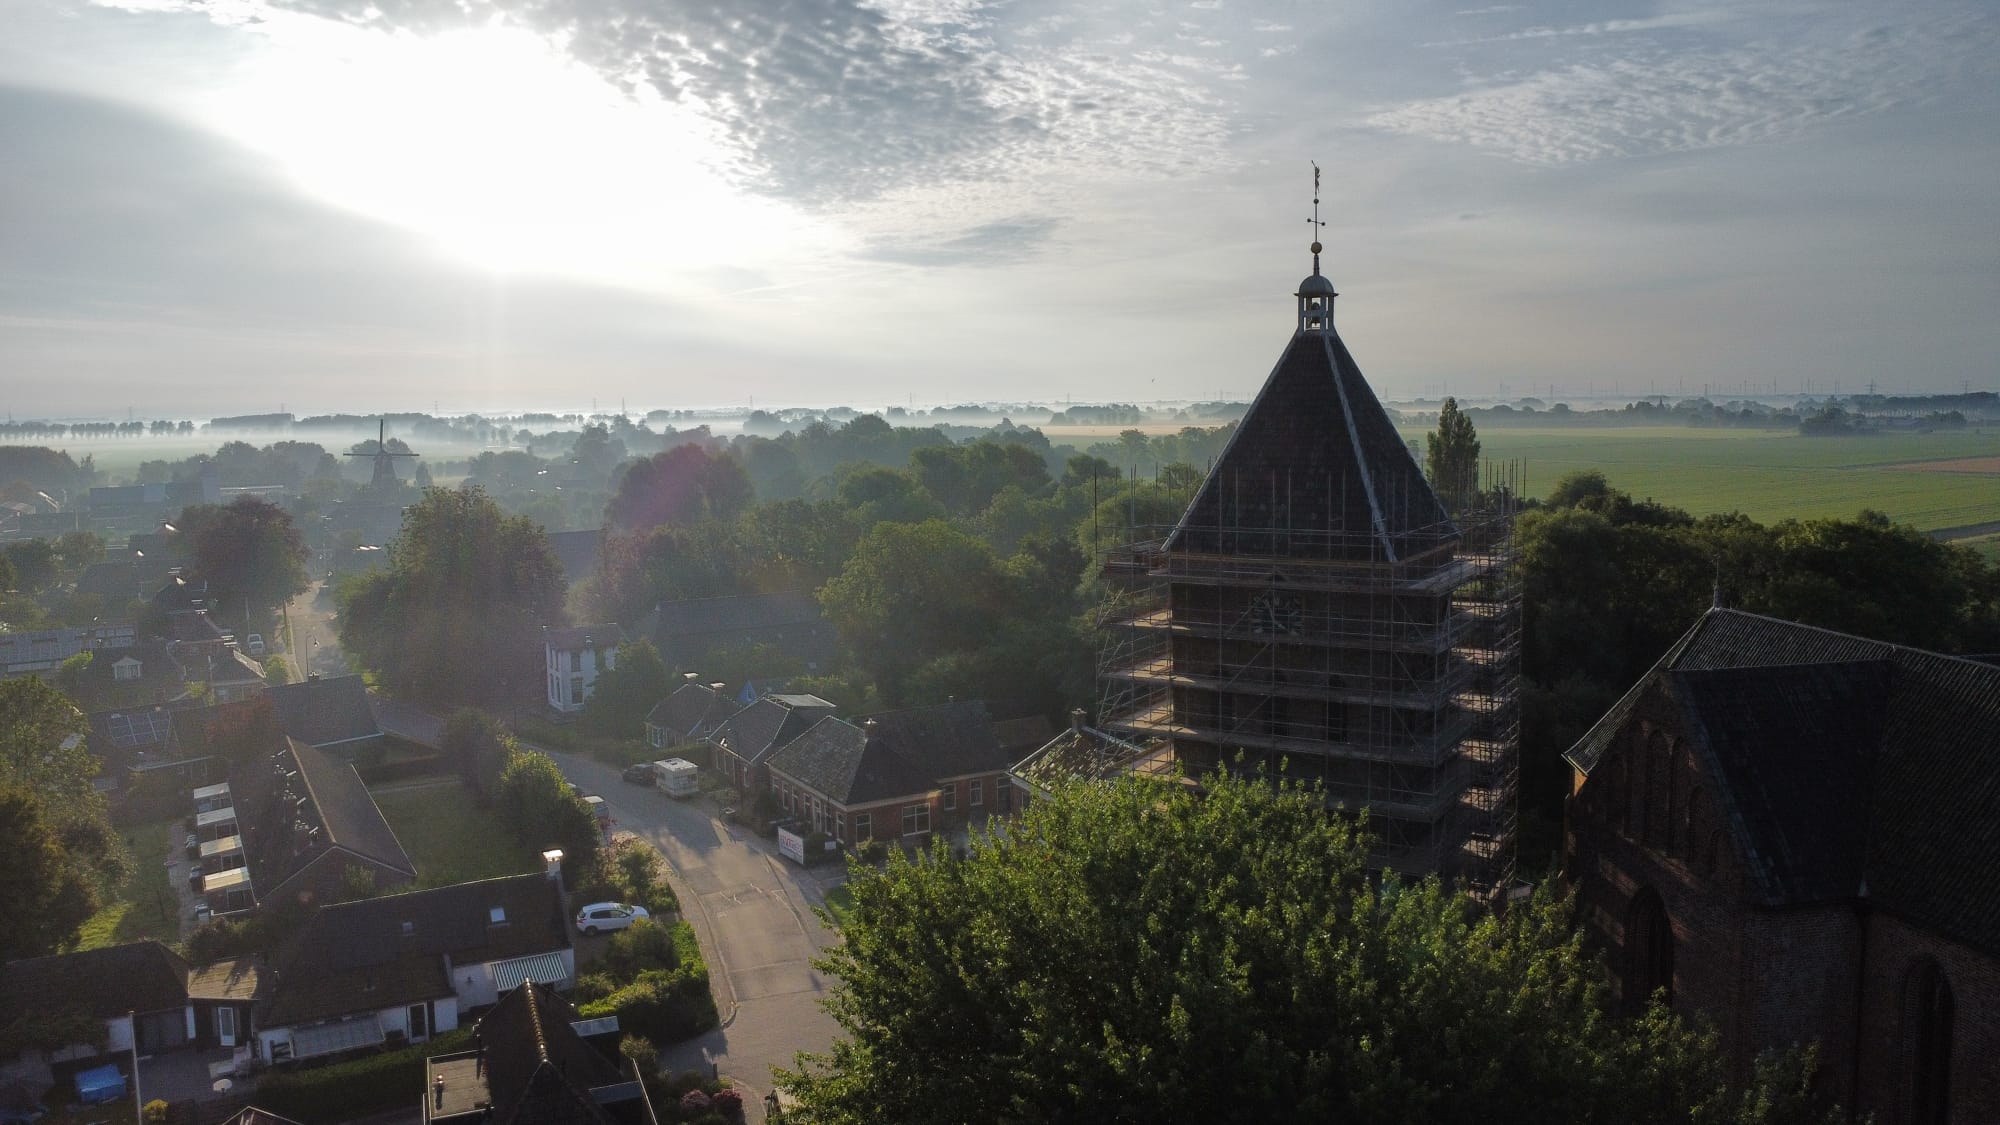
[1564,607,2000,1124]
[1094,214,1520,888]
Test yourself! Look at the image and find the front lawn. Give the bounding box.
[75,819,181,951]
[371,780,539,888]
[820,883,856,929]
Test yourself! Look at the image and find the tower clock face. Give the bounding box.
[1252,590,1304,635]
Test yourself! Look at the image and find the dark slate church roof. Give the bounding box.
[768,717,939,806]
[1165,321,1453,562]
[1567,609,2000,956]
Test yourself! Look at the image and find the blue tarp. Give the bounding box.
[74,1063,126,1104]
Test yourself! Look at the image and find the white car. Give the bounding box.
[574,902,650,935]
[244,634,266,656]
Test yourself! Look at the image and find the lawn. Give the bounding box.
[371,780,540,888]
[75,819,181,951]
[821,883,856,928]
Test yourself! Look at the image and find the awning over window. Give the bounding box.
[202,866,251,894]
[192,781,231,802]
[289,1016,385,1059]
[200,834,244,860]
[490,950,570,993]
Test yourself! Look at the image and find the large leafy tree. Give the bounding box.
[1424,395,1482,512]
[494,747,600,877]
[581,639,673,739]
[780,771,1840,1125]
[0,784,98,960]
[0,678,131,951]
[606,445,753,533]
[180,496,311,621]
[441,709,516,800]
[339,486,567,707]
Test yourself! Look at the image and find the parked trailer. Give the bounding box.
[652,758,699,798]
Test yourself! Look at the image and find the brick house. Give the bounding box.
[705,692,836,795]
[1564,608,2000,1124]
[864,701,1016,828]
[765,717,940,846]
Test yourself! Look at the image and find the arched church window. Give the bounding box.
[1907,958,1954,1125]
[1624,887,1673,1014]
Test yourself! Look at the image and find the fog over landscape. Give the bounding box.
[5,0,1999,417]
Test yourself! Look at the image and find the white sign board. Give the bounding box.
[777,827,806,864]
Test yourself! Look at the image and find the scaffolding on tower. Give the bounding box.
[1092,460,1524,894]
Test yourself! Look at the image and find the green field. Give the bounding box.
[1049,424,2000,534]
[1428,427,2000,533]
[75,819,181,951]
[372,779,540,888]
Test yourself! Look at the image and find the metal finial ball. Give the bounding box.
[1310,241,1323,255]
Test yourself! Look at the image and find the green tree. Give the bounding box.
[817,520,1021,704]
[441,709,516,800]
[1424,395,1481,511]
[52,531,106,573]
[3,539,57,592]
[180,496,311,620]
[582,639,673,739]
[494,748,600,876]
[779,771,1840,1125]
[0,783,98,960]
[339,486,568,707]
[0,680,130,948]
[606,445,754,533]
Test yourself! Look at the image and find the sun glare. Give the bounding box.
[202,22,836,289]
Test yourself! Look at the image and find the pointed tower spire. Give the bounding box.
[1296,162,1338,334]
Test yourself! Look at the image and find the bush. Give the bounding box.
[710,1086,744,1120]
[573,971,618,1005]
[619,1034,656,1069]
[143,1099,169,1124]
[600,918,678,979]
[255,1029,473,1123]
[577,968,716,1044]
[679,1089,712,1113]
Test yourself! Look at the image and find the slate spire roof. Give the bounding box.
[1164,272,1453,563]
[1567,608,2000,956]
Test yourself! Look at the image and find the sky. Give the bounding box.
[2,0,1997,417]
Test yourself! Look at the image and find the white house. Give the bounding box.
[542,624,624,713]
[255,863,575,1064]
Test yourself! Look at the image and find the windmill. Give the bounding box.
[345,418,420,492]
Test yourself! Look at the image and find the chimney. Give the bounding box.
[862,718,879,742]
[683,672,700,683]
[306,672,320,682]
[542,848,565,893]
[1070,708,1087,734]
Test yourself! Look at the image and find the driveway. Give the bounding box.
[372,701,842,1120]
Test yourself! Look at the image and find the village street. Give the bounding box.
[373,700,843,1121]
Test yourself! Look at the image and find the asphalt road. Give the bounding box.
[373,700,842,1119]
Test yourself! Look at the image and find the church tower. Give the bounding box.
[1094,179,1521,888]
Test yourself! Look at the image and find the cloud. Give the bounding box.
[1369,13,2000,166]
[140,0,1238,208]
[862,216,1062,266]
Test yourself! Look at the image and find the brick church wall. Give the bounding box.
[1854,913,2000,1125]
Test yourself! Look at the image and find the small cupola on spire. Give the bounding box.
[1297,160,1337,333]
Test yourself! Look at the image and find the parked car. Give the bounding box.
[620,763,653,785]
[244,633,266,656]
[574,902,650,936]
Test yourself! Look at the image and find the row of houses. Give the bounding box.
[0,864,578,1093]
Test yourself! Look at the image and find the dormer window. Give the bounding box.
[401,921,415,937]
[488,906,507,925]
[114,657,142,682]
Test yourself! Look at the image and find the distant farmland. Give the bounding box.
[1401,426,2000,534]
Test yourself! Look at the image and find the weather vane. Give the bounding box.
[1308,161,1325,272]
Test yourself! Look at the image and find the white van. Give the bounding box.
[652,758,699,798]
